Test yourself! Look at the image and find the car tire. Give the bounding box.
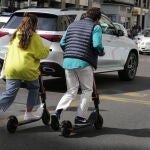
[118,52,138,81]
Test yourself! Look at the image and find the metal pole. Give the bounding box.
[61,0,66,9]
[140,0,143,28]
[130,6,134,29]
[100,0,104,8]
[75,0,79,9]
[28,0,31,7]
[88,0,92,8]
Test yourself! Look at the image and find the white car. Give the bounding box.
[134,28,150,54]
[0,8,139,81]
[113,22,128,37]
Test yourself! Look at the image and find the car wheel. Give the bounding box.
[118,52,138,81]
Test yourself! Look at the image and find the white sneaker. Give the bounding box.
[24,112,40,121]
[34,104,44,117]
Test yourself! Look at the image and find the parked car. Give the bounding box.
[113,22,128,37]
[0,8,139,81]
[134,28,150,54]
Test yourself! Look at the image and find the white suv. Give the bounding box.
[0,8,139,81]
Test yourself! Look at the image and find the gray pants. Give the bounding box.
[56,66,94,118]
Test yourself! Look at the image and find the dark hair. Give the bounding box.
[10,13,38,49]
[86,7,101,21]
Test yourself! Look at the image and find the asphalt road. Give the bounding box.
[0,54,150,150]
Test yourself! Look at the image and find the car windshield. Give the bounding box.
[99,16,116,35]
[4,12,76,31]
[141,29,150,37]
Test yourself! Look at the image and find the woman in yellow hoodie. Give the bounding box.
[0,13,49,120]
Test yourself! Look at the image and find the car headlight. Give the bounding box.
[136,38,141,44]
[140,42,145,45]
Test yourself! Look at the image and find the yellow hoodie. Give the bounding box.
[5,31,49,80]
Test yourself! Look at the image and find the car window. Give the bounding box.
[114,24,121,30]
[99,16,116,35]
[142,29,150,37]
[57,15,76,31]
[80,13,86,19]
[4,13,58,31]
[0,22,6,28]
[4,14,23,29]
[4,12,76,31]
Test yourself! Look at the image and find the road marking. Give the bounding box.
[1,95,150,128]
[123,92,150,97]
[0,102,81,128]
[101,95,150,105]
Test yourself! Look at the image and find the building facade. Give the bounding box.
[133,0,150,29]
[0,0,103,11]
[101,0,150,29]
[0,0,150,29]
[101,0,134,29]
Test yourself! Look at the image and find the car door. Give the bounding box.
[96,15,125,73]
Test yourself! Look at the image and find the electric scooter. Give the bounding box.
[6,73,50,133]
[60,76,103,137]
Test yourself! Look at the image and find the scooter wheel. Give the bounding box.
[94,114,103,130]
[61,120,72,137]
[7,115,18,133]
[42,109,50,125]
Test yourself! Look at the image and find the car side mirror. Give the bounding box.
[117,29,124,36]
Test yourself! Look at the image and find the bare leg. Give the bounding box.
[26,106,33,112]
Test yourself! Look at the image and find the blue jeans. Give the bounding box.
[0,79,40,112]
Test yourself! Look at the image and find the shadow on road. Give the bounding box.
[43,74,150,95]
[13,125,150,138]
[94,74,150,94]
[14,125,54,134]
[69,126,150,138]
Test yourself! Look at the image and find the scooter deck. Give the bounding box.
[70,123,92,131]
[18,117,42,126]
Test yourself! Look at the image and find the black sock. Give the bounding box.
[56,109,63,118]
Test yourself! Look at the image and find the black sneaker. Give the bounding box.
[51,114,60,131]
[74,116,89,126]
